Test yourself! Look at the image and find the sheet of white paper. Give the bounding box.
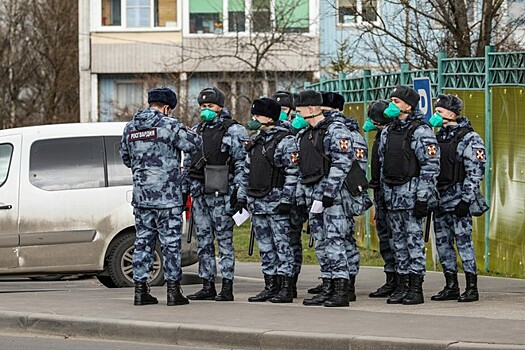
[233,208,250,226]
[310,200,324,213]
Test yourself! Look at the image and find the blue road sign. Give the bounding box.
[413,77,432,123]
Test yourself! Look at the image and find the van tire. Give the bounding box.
[106,232,165,287]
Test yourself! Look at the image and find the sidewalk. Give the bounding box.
[0,263,524,350]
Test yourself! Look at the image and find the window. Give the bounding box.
[187,0,309,34]
[30,138,105,191]
[0,144,13,188]
[101,0,178,28]
[114,82,144,120]
[338,0,378,25]
[105,136,132,187]
[190,0,224,34]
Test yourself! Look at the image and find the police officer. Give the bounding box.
[120,87,201,306]
[363,100,398,298]
[241,98,299,303]
[184,87,249,302]
[271,91,306,298]
[379,85,440,305]
[429,94,488,303]
[295,90,355,307]
[304,91,369,302]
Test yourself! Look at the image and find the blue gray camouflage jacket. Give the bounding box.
[183,108,249,198]
[435,117,486,210]
[378,110,440,210]
[296,115,359,216]
[240,125,300,214]
[120,108,201,210]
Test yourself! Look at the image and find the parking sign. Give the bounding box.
[413,77,432,123]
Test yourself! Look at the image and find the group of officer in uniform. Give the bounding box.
[120,83,488,307]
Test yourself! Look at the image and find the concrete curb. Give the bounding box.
[0,311,524,350]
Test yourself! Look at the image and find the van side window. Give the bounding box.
[30,137,105,191]
[0,144,13,188]
[105,136,132,186]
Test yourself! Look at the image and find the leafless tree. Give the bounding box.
[325,0,525,71]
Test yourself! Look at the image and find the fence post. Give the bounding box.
[338,72,346,95]
[400,63,409,85]
[363,69,371,249]
[437,51,447,93]
[484,45,494,273]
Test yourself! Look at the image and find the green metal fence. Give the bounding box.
[304,46,525,278]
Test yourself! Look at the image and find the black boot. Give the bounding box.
[307,278,323,294]
[458,272,479,302]
[134,281,158,306]
[215,278,234,301]
[248,274,279,302]
[167,281,189,306]
[292,273,299,298]
[386,274,410,304]
[369,272,397,298]
[431,272,460,301]
[187,278,216,300]
[324,278,350,307]
[403,273,424,305]
[348,275,356,302]
[270,276,294,303]
[303,278,333,306]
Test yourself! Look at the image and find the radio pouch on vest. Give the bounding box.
[204,164,230,194]
[345,161,369,196]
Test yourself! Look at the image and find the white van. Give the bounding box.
[0,122,197,287]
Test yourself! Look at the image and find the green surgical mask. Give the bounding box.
[429,112,443,127]
[200,108,216,122]
[279,110,289,121]
[383,102,401,118]
[291,114,309,129]
[363,118,377,132]
[247,119,262,130]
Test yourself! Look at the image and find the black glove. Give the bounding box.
[233,200,247,213]
[182,193,189,210]
[414,201,429,219]
[229,187,238,206]
[455,200,470,217]
[273,203,292,214]
[322,196,334,208]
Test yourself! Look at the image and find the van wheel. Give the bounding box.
[106,232,165,287]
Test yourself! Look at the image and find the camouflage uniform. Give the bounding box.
[120,108,201,283]
[184,109,248,282]
[434,117,486,275]
[241,126,299,279]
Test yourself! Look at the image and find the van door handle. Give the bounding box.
[0,205,12,210]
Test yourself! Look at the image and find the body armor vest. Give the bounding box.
[189,119,237,180]
[383,120,423,185]
[437,127,473,191]
[369,131,381,190]
[298,125,330,185]
[246,130,289,198]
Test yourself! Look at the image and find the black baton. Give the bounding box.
[424,211,433,243]
[248,222,255,256]
[307,222,314,248]
[187,211,194,244]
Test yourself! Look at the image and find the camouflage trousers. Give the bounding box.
[345,218,360,277]
[387,210,426,276]
[289,207,306,275]
[133,207,183,283]
[375,207,396,273]
[192,194,235,281]
[310,204,349,280]
[434,211,477,274]
[252,214,294,277]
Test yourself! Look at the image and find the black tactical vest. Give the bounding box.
[298,125,331,185]
[189,119,237,180]
[437,127,473,191]
[369,131,381,190]
[246,130,289,198]
[383,120,423,185]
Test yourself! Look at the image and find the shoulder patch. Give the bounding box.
[427,144,438,157]
[355,148,365,160]
[339,139,349,151]
[475,148,485,161]
[291,152,299,165]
